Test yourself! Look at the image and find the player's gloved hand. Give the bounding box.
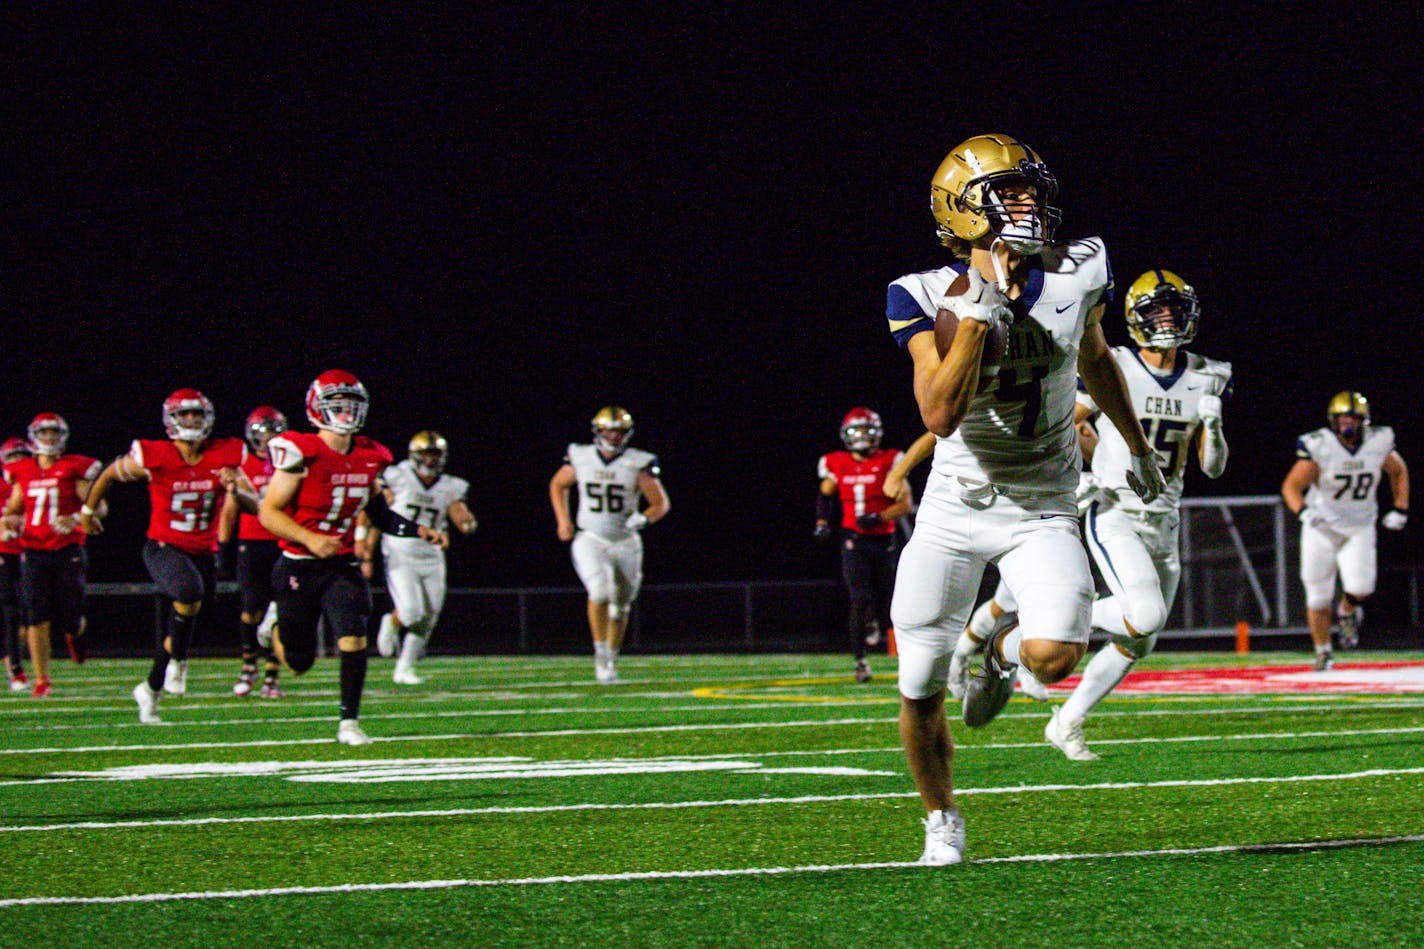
[1074,471,1108,514]
[855,513,885,531]
[1299,507,1329,530]
[1382,509,1408,531]
[1197,394,1223,430]
[812,522,832,542]
[941,268,1012,326]
[625,511,649,532]
[1125,451,1167,503]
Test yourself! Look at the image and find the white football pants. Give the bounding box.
[382,540,447,638]
[571,530,644,610]
[1300,521,1376,609]
[892,477,1093,700]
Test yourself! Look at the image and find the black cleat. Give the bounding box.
[962,612,1019,728]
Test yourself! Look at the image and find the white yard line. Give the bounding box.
[6,715,1424,760]
[5,763,1424,829]
[2,833,1420,907]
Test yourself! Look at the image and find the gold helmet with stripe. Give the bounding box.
[408,430,448,479]
[1326,391,1369,444]
[1124,270,1201,350]
[930,133,1061,256]
[591,406,634,455]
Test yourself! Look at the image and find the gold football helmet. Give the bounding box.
[1124,270,1201,350]
[591,405,634,455]
[408,430,449,478]
[930,133,1061,254]
[1327,391,1369,442]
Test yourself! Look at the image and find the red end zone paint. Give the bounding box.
[1052,661,1424,695]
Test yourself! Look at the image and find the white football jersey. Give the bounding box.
[565,443,659,540]
[1297,424,1396,531]
[381,460,470,554]
[887,238,1113,495]
[1079,348,1232,514]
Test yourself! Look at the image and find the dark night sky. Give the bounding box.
[6,9,1421,587]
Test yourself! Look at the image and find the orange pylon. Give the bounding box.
[1235,621,1250,654]
[887,627,897,657]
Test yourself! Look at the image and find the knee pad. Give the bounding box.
[1111,630,1158,660]
[1122,594,1168,638]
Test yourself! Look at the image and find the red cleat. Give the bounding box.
[65,633,87,664]
[9,673,28,693]
[32,677,52,698]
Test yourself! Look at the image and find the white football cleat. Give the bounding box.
[132,681,162,724]
[256,603,277,650]
[162,659,188,696]
[1044,707,1099,761]
[392,666,424,685]
[595,664,619,685]
[376,613,400,658]
[337,719,373,746]
[919,808,965,866]
[1016,665,1049,702]
[232,666,256,697]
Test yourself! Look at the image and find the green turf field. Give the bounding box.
[3,651,1423,947]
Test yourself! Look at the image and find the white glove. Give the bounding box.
[1382,509,1408,531]
[1125,452,1167,504]
[1299,507,1329,530]
[1197,394,1223,430]
[941,268,1012,326]
[625,511,649,531]
[1074,471,1108,514]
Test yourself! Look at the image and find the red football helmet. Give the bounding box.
[244,406,289,453]
[1,437,32,464]
[27,413,70,456]
[163,389,216,442]
[840,407,883,453]
[306,370,369,434]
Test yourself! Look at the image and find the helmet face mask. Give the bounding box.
[306,370,369,434]
[408,430,449,479]
[27,413,70,457]
[840,407,883,453]
[1327,391,1369,444]
[1125,271,1200,350]
[244,406,289,455]
[591,406,634,455]
[932,134,1061,255]
[163,389,216,442]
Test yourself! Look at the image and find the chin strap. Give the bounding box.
[988,238,1011,292]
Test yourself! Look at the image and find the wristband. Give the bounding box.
[354,525,370,541]
[80,505,95,517]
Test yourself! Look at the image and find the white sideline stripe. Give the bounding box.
[6,765,1424,831]
[3,833,1421,906]
[7,715,1424,761]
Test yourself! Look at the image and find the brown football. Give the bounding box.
[934,273,1007,365]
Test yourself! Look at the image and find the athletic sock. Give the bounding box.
[967,600,997,641]
[397,633,425,671]
[1059,645,1135,722]
[168,611,196,662]
[339,649,368,720]
[147,650,170,692]
[239,620,261,655]
[998,626,1024,668]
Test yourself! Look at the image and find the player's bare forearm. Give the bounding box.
[640,474,670,523]
[1078,332,1150,456]
[909,330,986,437]
[1385,452,1409,509]
[1280,460,1317,514]
[889,432,937,489]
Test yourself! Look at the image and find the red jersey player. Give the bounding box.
[1,413,102,697]
[82,389,246,722]
[256,370,442,746]
[216,406,288,698]
[815,407,913,682]
[1,437,33,690]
